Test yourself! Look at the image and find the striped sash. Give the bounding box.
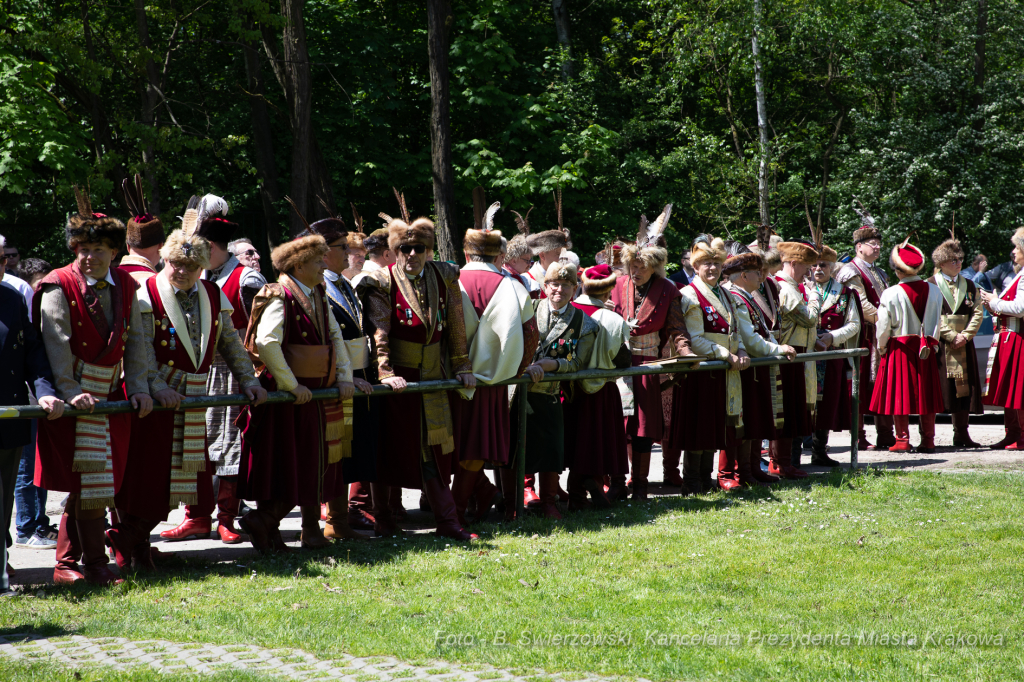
[72,358,121,509]
[324,398,352,464]
[157,364,209,505]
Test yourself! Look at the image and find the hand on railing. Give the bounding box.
[245,386,268,406]
[38,396,65,421]
[290,385,313,405]
[382,376,408,393]
[69,393,97,413]
[154,388,185,411]
[130,393,154,418]
[457,373,477,389]
[353,377,375,394]
[779,345,797,361]
[337,381,355,400]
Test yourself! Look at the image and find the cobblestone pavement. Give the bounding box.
[0,633,640,682]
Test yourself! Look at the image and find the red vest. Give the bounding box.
[388,264,447,346]
[277,285,335,389]
[819,284,855,332]
[690,284,732,335]
[610,275,681,347]
[34,263,136,368]
[146,278,221,374]
[850,260,882,308]
[220,264,249,330]
[898,280,931,323]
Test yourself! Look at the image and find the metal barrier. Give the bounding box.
[0,348,868,518]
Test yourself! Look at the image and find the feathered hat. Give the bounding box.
[388,218,436,251]
[506,207,533,261]
[527,189,571,255]
[931,216,963,267]
[689,233,727,268]
[464,187,502,257]
[193,194,238,245]
[852,197,882,244]
[622,204,672,272]
[160,195,211,269]
[122,175,164,249]
[308,196,347,245]
[889,234,925,276]
[379,187,411,229]
[601,241,626,270]
[581,263,618,297]
[804,206,836,263]
[65,186,126,250]
[543,260,578,285]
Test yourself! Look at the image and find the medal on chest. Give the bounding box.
[704,305,720,323]
[168,327,178,351]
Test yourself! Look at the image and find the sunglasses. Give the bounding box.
[399,244,428,255]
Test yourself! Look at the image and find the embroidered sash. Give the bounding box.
[156,365,209,505]
[71,358,120,509]
[691,279,743,429]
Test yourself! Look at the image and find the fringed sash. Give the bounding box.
[72,358,120,509]
[158,365,209,506]
[324,399,352,464]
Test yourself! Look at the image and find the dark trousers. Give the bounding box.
[15,420,48,537]
[0,446,20,551]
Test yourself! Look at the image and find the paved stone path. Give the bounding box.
[0,633,637,682]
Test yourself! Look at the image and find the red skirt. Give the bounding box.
[668,370,736,451]
[869,336,946,415]
[776,357,813,438]
[625,355,664,440]
[564,382,629,477]
[983,329,1024,409]
[35,383,131,495]
[376,364,452,489]
[741,365,777,441]
[115,411,214,522]
[239,374,346,506]
[450,385,510,466]
[815,358,852,432]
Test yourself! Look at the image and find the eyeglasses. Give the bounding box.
[327,243,347,251]
[238,249,259,258]
[863,240,882,248]
[399,244,427,255]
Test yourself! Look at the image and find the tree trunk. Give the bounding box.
[972,0,987,125]
[280,0,312,236]
[133,0,161,214]
[551,0,574,81]
[242,37,282,252]
[751,0,770,226]
[426,0,457,262]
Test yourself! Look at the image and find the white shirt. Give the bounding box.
[84,270,117,288]
[2,272,33,321]
[294,278,313,297]
[172,283,199,296]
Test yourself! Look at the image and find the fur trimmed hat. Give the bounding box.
[160,229,211,270]
[817,245,839,263]
[196,217,238,245]
[309,218,348,246]
[464,200,502,257]
[931,239,963,267]
[690,235,727,267]
[778,241,819,265]
[362,229,389,253]
[890,241,925,276]
[66,187,125,250]
[853,226,882,245]
[1011,227,1024,253]
[527,229,570,255]
[387,218,435,251]
[722,252,763,276]
[272,234,329,273]
[581,264,617,297]
[621,242,668,272]
[347,232,368,252]
[505,235,530,261]
[544,260,578,285]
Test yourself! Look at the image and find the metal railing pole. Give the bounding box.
[0,349,870,420]
[516,384,527,520]
[850,355,860,469]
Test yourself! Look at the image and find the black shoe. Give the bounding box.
[810,454,842,467]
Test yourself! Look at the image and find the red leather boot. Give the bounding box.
[348,482,375,529]
[451,467,479,528]
[745,441,779,484]
[215,477,242,544]
[769,439,808,479]
[889,415,912,452]
[77,517,123,586]
[918,413,937,453]
[717,448,742,491]
[423,475,477,540]
[537,472,563,520]
[160,508,212,541]
[53,513,85,585]
[105,512,154,571]
[991,409,1023,450]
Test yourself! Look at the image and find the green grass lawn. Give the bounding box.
[3,468,1023,681]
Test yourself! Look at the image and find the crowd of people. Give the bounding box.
[2,180,1024,595]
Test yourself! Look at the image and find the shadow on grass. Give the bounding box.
[16,466,915,594]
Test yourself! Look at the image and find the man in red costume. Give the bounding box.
[357,217,478,541]
[869,241,945,453]
[106,226,266,571]
[117,175,164,283]
[451,204,538,524]
[835,216,893,449]
[161,195,268,543]
[610,206,693,498]
[35,189,153,585]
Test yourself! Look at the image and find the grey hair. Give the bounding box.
[228,237,253,255]
[467,254,500,264]
[500,237,508,255]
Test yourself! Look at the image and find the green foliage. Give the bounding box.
[1,0,1023,267]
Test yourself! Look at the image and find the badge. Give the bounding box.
[559,339,565,345]
[168,327,177,351]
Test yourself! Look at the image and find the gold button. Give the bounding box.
[214,320,219,326]
[77,322,82,327]
[296,315,300,320]
[82,341,87,346]
[168,360,175,366]
[301,331,308,337]
[161,340,168,347]
[71,300,77,306]
[340,324,345,329]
